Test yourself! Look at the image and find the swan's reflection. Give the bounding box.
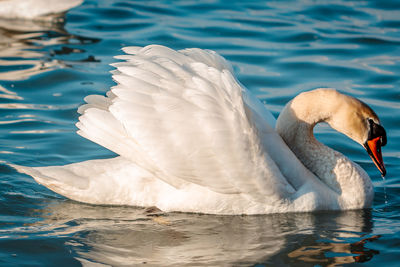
[30,201,379,266]
[0,17,99,82]
[288,234,380,266]
[0,18,66,83]
[283,210,379,266]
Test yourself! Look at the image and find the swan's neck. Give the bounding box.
[275,99,335,187]
[275,89,373,208]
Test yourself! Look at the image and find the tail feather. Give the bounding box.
[9,157,152,205]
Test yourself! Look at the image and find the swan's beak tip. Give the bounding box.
[381,165,386,177]
[365,136,386,176]
[379,165,386,177]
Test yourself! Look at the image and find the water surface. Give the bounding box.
[1,0,400,266]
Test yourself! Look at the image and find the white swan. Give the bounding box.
[0,0,82,20]
[12,45,387,215]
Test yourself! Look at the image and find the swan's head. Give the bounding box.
[320,89,387,176]
[286,88,387,176]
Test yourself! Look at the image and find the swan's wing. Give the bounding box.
[77,45,295,202]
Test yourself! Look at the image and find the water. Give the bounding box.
[1,0,399,266]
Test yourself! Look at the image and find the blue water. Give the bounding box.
[1,0,399,266]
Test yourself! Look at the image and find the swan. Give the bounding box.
[0,0,82,20]
[11,45,387,215]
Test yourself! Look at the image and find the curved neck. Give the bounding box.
[275,90,337,173]
[275,89,373,208]
[275,99,335,187]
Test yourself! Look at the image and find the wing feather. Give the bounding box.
[77,45,295,201]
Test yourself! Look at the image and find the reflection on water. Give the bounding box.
[0,17,99,82]
[0,18,66,81]
[4,201,377,266]
[0,85,22,100]
[288,235,380,266]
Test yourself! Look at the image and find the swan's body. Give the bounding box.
[0,0,82,20]
[12,45,386,215]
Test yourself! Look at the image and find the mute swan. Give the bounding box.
[12,45,387,215]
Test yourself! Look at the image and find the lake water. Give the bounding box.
[1,0,399,266]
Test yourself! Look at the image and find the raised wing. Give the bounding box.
[76,45,296,202]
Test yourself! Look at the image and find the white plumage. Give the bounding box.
[12,45,381,214]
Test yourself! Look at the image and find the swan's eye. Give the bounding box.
[367,119,387,146]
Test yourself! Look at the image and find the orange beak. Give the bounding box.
[365,136,386,176]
